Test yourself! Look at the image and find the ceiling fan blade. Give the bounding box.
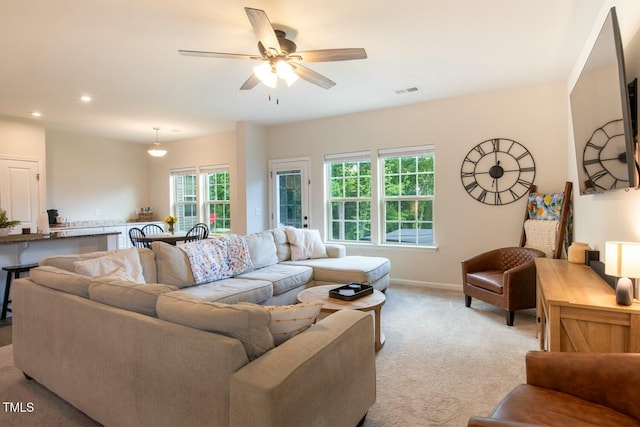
[292,64,336,89]
[295,48,368,62]
[178,50,259,60]
[240,73,261,90]
[245,7,281,57]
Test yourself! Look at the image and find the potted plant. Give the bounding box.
[164,215,178,234]
[0,209,20,236]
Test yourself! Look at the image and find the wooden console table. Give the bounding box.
[536,258,640,352]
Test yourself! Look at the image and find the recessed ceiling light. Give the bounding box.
[31,111,42,118]
[79,95,92,103]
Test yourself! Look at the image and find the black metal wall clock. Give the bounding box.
[460,138,536,205]
[582,119,630,192]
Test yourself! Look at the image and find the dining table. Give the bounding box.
[136,232,190,246]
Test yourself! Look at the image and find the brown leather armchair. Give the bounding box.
[469,351,640,426]
[461,247,545,326]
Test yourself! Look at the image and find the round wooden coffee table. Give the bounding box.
[297,285,386,351]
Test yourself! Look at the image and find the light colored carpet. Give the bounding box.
[0,284,537,426]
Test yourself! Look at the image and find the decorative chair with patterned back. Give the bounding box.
[141,224,164,235]
[461,182,572,325]
[128,227,148,249]
[185,223,209,242]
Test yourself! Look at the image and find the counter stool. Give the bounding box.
[2,263,38,319]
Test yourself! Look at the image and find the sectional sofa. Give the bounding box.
[12,227,390,426]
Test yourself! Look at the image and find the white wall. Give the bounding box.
[235,122,269,235]
[568,0,640,256]
[267,82,568,286]
[46,129,150,222]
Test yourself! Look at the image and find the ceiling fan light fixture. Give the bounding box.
[148,127,167,157]
[253,62,278,88]
[276,61,299,86]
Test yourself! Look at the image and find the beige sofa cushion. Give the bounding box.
[170,278,273,304]
[270,228,290,262]
[89,280,178,317]
[137,249,158,283]
[73,247,145,284]
[236,264,312,296]
[38,248,157,284]
[245,231,278,269]
[151,241,196,288]
[29,266,93,298]
[285,255,390,284]
[284,227,327,260]
[156,292,274,360]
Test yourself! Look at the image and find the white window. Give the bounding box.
[379,146,434,245]
[170,168,197,232]
[201,165,231,232]
[325,151,372,242]
[325,146,435,246]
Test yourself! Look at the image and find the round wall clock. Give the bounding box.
[582,119,629,192]
[460,138,536,205]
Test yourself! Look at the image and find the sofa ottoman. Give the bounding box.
[285,255,390,292]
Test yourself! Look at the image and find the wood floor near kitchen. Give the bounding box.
[0,319,12,347]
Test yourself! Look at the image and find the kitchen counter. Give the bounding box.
[48,220,163,230]
[0,230,120,245]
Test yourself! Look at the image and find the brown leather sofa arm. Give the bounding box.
[468,417,540,427]
[461,249,502,274]
[526,351,640,420]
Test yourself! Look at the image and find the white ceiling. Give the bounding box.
[0,0,607,143]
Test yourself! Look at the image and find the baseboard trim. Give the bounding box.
[390,278,462,292]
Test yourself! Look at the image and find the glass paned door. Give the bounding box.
[270,159,310,229]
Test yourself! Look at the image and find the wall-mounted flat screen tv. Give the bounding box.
[570,7,637,195]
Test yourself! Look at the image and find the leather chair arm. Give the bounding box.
[462,249,502,274]
[526,351,640,420]
[502,260,536,292]
[468,417,540,427]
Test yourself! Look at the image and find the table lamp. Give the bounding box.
[605,241,640,305]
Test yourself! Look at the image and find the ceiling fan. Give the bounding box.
[178,7,367,90]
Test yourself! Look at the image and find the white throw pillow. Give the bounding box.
[264,301,324,345]
[244,231,278,269]
[284,227,328,261]
[73,247,145,284]
[95,268,138,283]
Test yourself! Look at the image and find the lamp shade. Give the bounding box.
[148,127,167,157]
[605,241,640,278]
[147,143,167,157]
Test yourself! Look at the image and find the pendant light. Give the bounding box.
[148,127,167,157]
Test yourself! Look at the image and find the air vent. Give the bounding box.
[395,87,420,94]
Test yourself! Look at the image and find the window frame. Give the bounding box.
[325,145,435,247]
[325,151,373,243]
[200,165,231,233]
[379,146,435,246]
[170,168,198,233]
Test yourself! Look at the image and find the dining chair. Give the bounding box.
[185,223,209,242]
[142,224,164,235]
[128,227,148,248]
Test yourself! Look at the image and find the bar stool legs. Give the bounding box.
[2,263,38,320]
